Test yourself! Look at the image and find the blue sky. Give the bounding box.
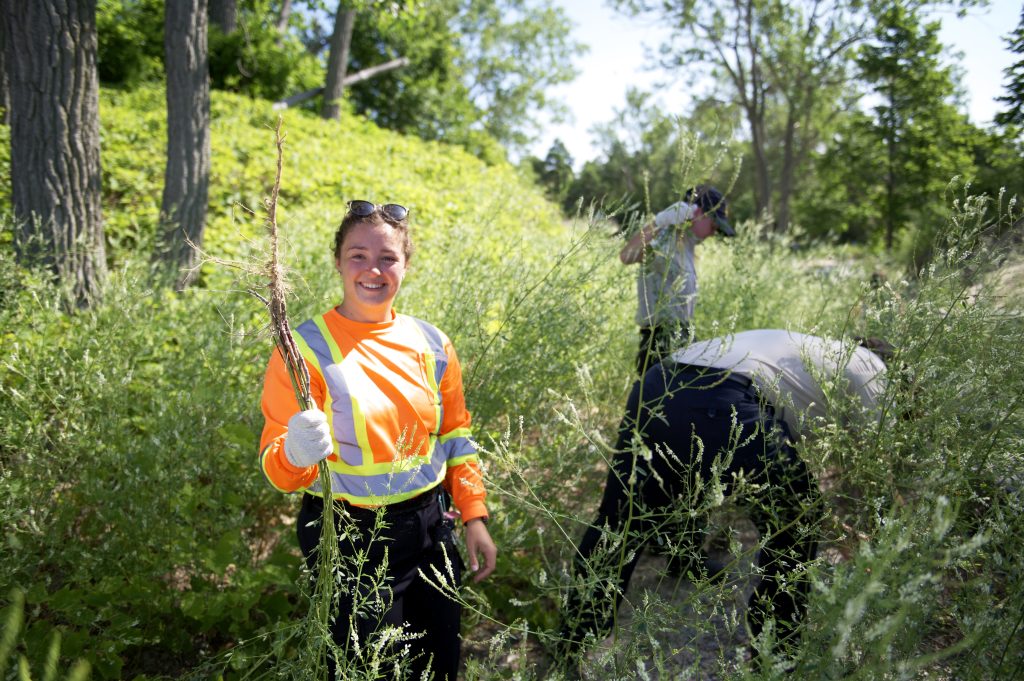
[531,0,1021,167]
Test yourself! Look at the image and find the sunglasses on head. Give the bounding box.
[347,200,409,223]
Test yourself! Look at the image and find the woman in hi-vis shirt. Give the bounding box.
[259,200,496,680]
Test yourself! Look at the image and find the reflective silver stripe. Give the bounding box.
[409,316,448,385]
[307,452,447,503]
[441,435,475,459]
[295,318,335,368]
[408,317,447,430]
[294,319,365,467]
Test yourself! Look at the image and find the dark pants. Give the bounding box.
[564,363,822,652]
[636,323,692,376]
[297,490,463,680]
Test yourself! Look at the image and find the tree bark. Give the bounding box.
[158,0,211,289]
[776,105,799,236]
[321,5,356,120]
[208,0,236,33]
[0,11,9,125]
[276,0,292,34]
[3,0,107,308]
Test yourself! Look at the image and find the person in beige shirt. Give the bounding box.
[563,330,888,662]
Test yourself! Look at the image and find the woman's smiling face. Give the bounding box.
[335,220,408,323]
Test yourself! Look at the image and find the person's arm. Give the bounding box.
[621,203,695,264]
[464,517,497,582]
[258,348,327,492]
[437,340,497,582]
[619,221,657,264]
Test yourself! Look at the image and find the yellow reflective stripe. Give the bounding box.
[324,434,438,475]
[293,330,338,457]
[292,332,320,378]
[439,427,472,444]
[423,349,442,433]
[447,453,479,467]
[313,315,344,364]
[259,442,295,494]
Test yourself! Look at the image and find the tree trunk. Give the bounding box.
[158,0,211,289]
[3,0,107,308]
[0,12,9,125]
[321,5,356,120]
[776,105,800,235]
[884,86,896,251]
[208,0,236,33]
[746,108,773,228]
[276,0,292,34]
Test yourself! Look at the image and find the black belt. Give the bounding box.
[669,362,754,390]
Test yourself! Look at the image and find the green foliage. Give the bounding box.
[1,589,92,680]
[527,139,575,205]
[207,4,323,101]
[856,3,976,255]
[97,0,323,101]
[96,0,165,86]
[995,7,1024,128]
[565,88,745,219]
[336,0,584,155]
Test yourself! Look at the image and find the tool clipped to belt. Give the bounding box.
[430,487,457,546]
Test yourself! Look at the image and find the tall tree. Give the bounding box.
[321,1,356,120]
[531,139,575,204]
[318,0,583,153]
[2,0,107,307]
[209,0,237,33]
[613,0,869,233]
[564,88,745,218]
[857,2,973,251]
[157,0,211,288]
[995,7,1024,128]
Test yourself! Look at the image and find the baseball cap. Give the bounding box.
[684,185,735,237]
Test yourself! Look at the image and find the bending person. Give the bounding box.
[258,200,496,680]
[562,329,887,660]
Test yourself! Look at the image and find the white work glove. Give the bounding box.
[284,409,333,468]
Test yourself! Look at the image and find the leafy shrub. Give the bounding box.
[207,25,322,103]
[96,0,165,87]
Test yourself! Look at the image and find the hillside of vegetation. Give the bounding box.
[2,87,1023,680]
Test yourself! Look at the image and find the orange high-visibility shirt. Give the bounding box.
[259,308,488,523]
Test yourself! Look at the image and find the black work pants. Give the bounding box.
[565,363,822,650]
[297,490,463,680]
[635,323,693,376]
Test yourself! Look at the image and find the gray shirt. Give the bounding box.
[670,329,888,438]
[636,202,698,326]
